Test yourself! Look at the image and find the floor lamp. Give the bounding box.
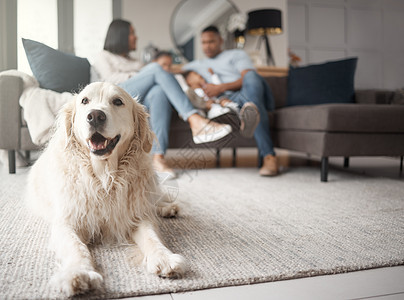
[247,9,283,66]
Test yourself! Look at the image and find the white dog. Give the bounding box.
[26,82,186,296]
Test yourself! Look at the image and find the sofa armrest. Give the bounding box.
[0,75,24,149]
[354,89,396,104]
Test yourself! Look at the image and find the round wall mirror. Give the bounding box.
[170,0,239,62]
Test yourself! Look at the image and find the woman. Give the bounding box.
[92,19,231,178]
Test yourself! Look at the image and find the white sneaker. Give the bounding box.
[207,103,231,119]
[192,121,232,144]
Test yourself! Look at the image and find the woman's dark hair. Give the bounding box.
[104,19,132,54]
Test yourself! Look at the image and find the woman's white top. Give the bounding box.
[91,50,143,84]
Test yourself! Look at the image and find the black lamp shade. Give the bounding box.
[247,9,283,35]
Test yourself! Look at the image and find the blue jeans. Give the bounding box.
[228,71,276,157]
[119,63,198,154]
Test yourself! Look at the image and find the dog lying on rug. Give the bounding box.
[26,82,186,296]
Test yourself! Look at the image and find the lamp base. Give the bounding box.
[256,35,275,66]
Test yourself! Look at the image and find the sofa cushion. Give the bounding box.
[275,104,404,133]
[22,38,90,93]
[287,58,358,106]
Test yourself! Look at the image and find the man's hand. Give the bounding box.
[203,83,224,98]
[203,69,252,97]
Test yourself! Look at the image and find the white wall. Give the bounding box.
[122,0,180,61]
[288,0,404,89]
[121,0,289,67]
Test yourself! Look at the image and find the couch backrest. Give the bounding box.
[264,76,288,109]
[264,76,404,108]
[354,90,399,105]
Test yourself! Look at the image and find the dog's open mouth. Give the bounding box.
[87,132,121,156]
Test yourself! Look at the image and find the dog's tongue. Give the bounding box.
[89,133,108,150]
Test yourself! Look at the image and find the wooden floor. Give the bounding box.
[128,266,404,300]
[164,147,403,181]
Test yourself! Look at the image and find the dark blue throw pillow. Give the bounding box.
[22,38,90,93]
[287,57,358,106]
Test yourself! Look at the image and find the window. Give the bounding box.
[17,0,58,74]
[74,0,112,64]
[17,0,113,74]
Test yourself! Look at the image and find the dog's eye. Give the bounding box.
[113,98,124,106]
[82,97,89,105]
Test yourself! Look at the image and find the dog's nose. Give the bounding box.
[87,110,106,128]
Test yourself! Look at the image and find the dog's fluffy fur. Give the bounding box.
[26,82,186,296]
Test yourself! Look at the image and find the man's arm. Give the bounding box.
[203,69,252,98]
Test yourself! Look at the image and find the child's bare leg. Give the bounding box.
[219,98,232,107]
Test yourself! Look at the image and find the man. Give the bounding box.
[183,25,278,176]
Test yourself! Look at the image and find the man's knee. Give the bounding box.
[242,70,265,92]
[243,70,260,82]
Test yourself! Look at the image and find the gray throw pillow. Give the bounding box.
[22,38,90,93]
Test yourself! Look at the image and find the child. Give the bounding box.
[183,69,260,138]
[154,51,173,72]
[155,53,258,137]
[183,69,236,119]
[154,51,217,115]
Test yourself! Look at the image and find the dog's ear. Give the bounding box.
[133,100,155,153]
[56,99,76,147]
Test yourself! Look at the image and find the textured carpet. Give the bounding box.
[0,165,403,299]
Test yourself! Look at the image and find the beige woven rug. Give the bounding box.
[1,165,403,299]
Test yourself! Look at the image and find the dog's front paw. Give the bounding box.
[145,251,187,278]
[51,268,103,296]
[157,203,179,218]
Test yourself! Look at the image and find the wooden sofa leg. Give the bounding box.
[400,156,403,174]
[8,150,16,174]
[321,157,328,182]
[343,157,350,168]
[232,148,237,167]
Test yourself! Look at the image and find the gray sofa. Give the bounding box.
[166,76,404,181]
[1,73,404,181]
[0,75,39,173]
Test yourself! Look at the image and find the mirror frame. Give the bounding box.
[170,0,239,62]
